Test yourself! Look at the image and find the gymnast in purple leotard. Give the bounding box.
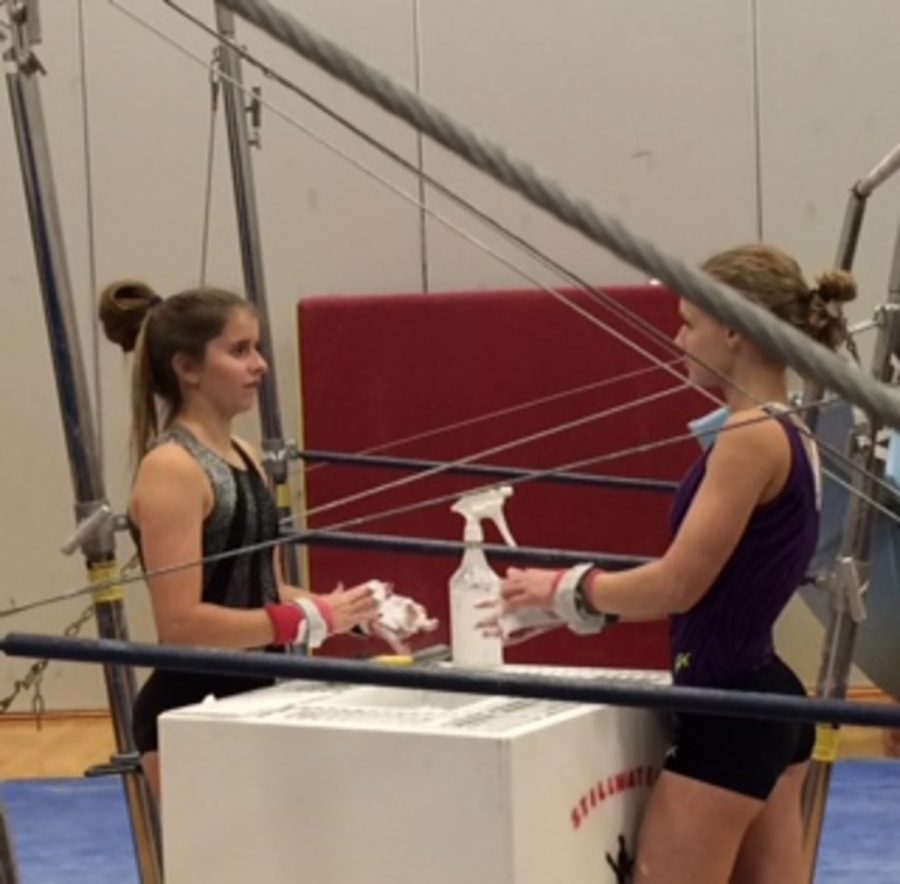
[499,243,857,883]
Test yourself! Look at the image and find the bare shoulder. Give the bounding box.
[709,407,790,476]
[136,441,205,484]
[131,442,209,519]
[721,407,788,448]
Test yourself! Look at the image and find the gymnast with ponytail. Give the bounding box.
[495,243,858,883]
[100,281,379,803]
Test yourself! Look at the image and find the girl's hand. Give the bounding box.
[324,582,380,633]
[500,567,560,612]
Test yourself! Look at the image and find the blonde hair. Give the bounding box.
[701,243,859,361]
[98,281,252,463]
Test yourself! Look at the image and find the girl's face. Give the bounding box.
[180,308,268,416]
[674,298,733,388]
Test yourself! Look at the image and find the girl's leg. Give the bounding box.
[635,770,762,884]
[729,762,808,884]
[141,750,161,805]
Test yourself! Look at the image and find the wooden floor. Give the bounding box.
[0,714,118,780]
[0,708,896,780]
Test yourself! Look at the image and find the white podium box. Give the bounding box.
[160,666,670,884]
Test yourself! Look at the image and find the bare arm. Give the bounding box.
[584,413,790,616]
[131,443,275,648]
[501,412,790,620]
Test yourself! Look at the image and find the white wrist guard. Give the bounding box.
[294,597,330,650]
[499,606,563,639]
[552,563,612,635]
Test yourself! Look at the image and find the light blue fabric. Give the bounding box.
[886,430,900,488]
[687,405,729,450]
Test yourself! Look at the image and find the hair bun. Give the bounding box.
[814,269,857,305]
[806,269,859,361]
[98,280,162,353]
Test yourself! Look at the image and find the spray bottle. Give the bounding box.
[449,485,516,667]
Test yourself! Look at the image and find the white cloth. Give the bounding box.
[364,580,439,654]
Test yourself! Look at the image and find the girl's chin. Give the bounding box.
[229,398,257,416]
[685,370,721,391]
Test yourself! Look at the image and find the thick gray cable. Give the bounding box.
[219,0,900,429]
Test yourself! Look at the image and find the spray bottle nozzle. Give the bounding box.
[450,485,517,547]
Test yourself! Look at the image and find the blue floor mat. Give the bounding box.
[815,760,900,883]
[2,760,899,882]
[0,778,138,883]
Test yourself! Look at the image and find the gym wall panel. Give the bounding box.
[757,0,900,344]
[416,0,760,291]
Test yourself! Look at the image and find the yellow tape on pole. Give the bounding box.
[90,561,124,604]
[812,724,841,763]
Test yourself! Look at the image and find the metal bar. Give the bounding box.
[294,448,678,493]
[213,2,280,444]
[290,528,651,570]
[856,140,900,197]
[835,189,867,273]
[0,800,19,884]
[6,632,900,729]
[6,39,101,505]
[213,2,300,583]
[3,7,161,881]
[0,526,648,621]
[801,215,900,880]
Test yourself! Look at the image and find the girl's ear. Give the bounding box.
[172,352,200,388]
[725,327,741,350]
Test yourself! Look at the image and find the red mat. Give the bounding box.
[297,286,707,668]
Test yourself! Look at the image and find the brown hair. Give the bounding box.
[99,281,252,462]
[701,243,859,361]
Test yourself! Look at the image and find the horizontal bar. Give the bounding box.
[295,449,678,493]
[293,529,651,570]
[3,633,900,728]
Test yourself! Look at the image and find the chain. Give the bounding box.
[0,603,95,729]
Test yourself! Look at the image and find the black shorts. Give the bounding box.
[132,669,275,754]
[664,656,815,800]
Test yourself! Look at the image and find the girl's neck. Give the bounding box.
[173,405,234,459]
[723,375,789,414]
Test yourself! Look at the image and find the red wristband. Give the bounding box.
[310,596,336,635]
[265,603,304,644]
